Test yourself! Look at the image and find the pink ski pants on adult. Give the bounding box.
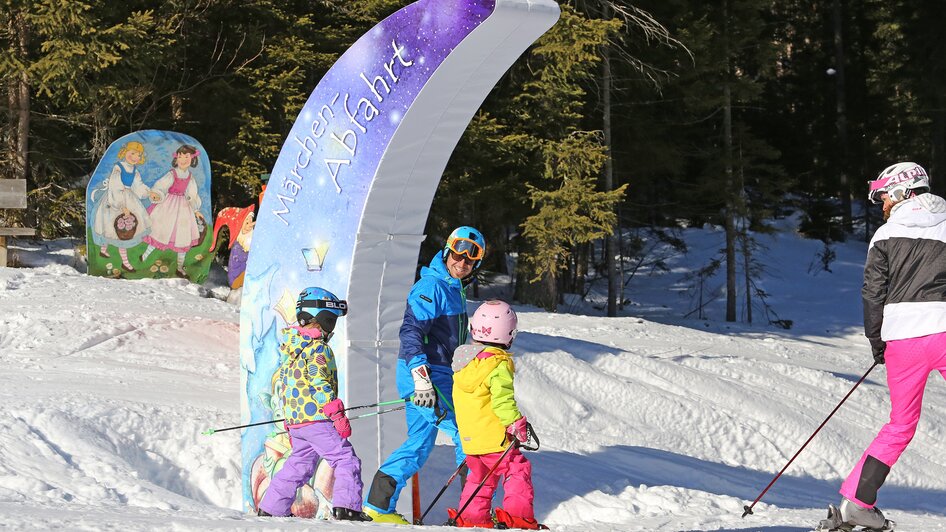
[841,330,946,508]
[458,446,534,524]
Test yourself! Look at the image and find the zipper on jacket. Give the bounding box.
[459,282,468,345]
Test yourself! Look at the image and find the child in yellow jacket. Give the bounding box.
[451,300,540,530]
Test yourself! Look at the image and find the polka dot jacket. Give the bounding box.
[275,327,338,426]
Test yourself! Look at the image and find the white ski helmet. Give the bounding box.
[470,300,518,347]
[868,162,930,204]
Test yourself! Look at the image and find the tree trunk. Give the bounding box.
[6,84,16,179]
[574,243,587,296]
[724,83,737,323]
[514,268,557,312]
[833,0,852,234]
[602,3,618,317]
[171,94,184,123]
[743,232,752,324]
[723,0,737,322]
[932,93,946,196]
[13,10,29,182]
[617,206,625,310]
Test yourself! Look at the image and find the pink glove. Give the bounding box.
[506,416,528,444]
[323,398,351,438]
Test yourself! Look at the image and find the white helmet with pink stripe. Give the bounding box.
[470,300,518,347]
[868,162,930,204]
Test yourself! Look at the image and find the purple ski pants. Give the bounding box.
[840,330,946,508]
[457,446,534,524]
[258,421,363,516]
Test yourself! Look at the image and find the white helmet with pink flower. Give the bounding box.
[469,300,518,347]
[868,162,930,204]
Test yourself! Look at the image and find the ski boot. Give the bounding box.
[446,508,494,528]
[817,498,895,531]
[363,507,411,525]
[493,508,549,530]
[333,507,373,522]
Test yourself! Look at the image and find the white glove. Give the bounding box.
[411,365,437,408]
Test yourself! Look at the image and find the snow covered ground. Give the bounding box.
[2,225,946,531]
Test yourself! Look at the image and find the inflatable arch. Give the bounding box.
[240,0,560,513]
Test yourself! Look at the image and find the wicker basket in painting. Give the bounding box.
[114,213,138,241]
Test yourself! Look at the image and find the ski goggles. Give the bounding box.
[447,237,485,261]
[298,299,348,316]
[868,181,911,204]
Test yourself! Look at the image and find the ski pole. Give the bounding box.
[432,385,452,426]
[349,405,405,420]
[417,460,468,525]
[742,362,878,518]
[202,418,283,435]
[202,401,407,435]
[346,398,407,411]
[412,473,422,524]
[447,441,518,526]
[260,406,409,438]
[520,423,541,451]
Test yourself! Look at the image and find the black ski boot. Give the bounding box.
[257,508,294,517]
[333,507,373,522]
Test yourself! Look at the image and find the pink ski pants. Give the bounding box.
[458,446,534,524]
[840,330,946,508]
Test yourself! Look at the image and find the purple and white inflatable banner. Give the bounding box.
[240,0,559,513]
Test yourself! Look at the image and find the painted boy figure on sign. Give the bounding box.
[90,141,152,272]
[140,145,205,277]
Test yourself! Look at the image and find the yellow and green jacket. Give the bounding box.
[274,327,338,426]
[453,346,522,455]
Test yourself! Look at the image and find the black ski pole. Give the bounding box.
[202,417,284,435]
[202,401,407,435]
[346,398,407,411]
[417,461,468,525]
[447,441,519,526]
[742,362,878,518]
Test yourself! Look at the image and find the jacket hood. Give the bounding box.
[452,343,482,372]
[889,194,946,228]
[281,326,323,347]
[420,255,462,290]
[454,347,513,393]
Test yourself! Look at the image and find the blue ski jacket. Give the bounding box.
[396,254,468,398]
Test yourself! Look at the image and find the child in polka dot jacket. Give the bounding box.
[257,287,371,522]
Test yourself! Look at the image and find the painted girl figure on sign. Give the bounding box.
[90,141,152,272]
[141,144,205,277]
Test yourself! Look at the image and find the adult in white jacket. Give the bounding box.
[826,162,944,532]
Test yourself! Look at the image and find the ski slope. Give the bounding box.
[1,226,945,531]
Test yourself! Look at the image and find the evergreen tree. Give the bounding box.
[0,0,167,234]
[509,6,624,310]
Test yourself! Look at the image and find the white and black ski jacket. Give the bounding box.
[864,193,946,350]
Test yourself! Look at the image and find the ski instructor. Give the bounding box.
[825,162,944,532]
[363,226,486,523]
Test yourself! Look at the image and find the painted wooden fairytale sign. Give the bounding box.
[86,130,214,283]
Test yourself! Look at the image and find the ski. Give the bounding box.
[816,504,896,532]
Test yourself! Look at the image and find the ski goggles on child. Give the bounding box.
[447,237,485,261]
[298,299,349,316]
